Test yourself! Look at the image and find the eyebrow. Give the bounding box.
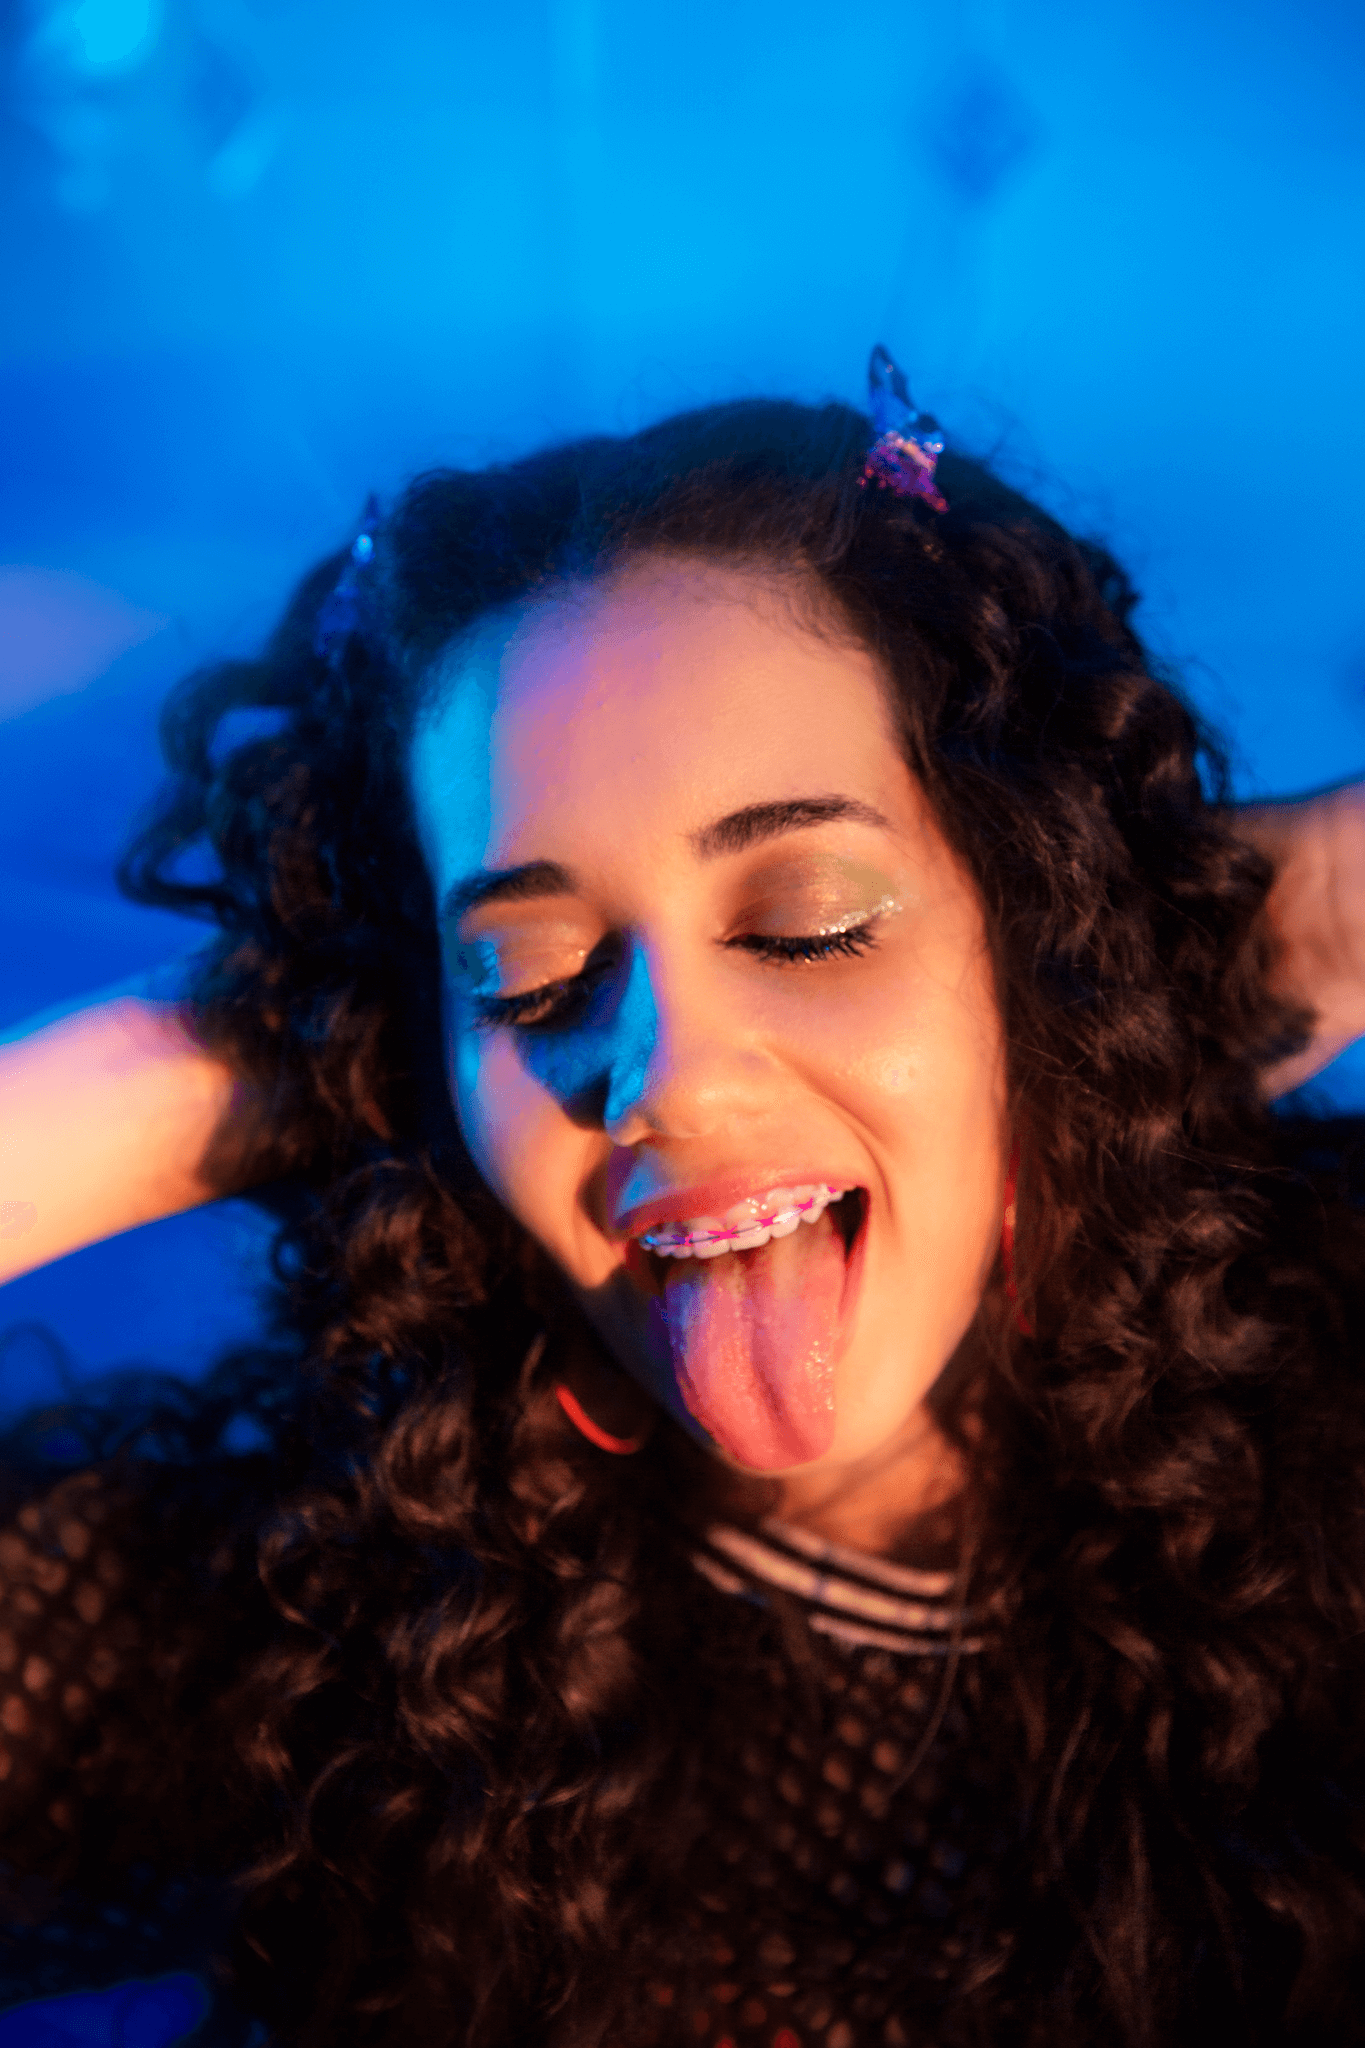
[441,860,575,923]
[441,795,891,924]
[687,795,891,859]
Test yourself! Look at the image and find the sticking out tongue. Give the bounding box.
[660,1208,846,1470]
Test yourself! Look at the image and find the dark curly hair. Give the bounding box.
[80,396,1365,2043]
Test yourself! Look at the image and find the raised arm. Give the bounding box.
[0,976,255,1285]
[1237,779,1365,1099]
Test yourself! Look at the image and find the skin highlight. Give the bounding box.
[408,557,1010,1552]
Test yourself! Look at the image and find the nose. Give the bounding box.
[602,937,777,1145]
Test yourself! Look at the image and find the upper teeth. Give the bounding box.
[638,1183,849,1259]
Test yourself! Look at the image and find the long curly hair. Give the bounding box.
[97,396,1365,2043]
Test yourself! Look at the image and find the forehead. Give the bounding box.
[407,558,907,894]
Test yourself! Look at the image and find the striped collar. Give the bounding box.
[691,1515,980,1657]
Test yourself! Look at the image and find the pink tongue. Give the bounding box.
[660,1210,844,1470]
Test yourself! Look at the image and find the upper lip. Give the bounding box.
[607,1168,858,1241]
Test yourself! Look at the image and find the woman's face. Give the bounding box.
[409,559,1008,1495]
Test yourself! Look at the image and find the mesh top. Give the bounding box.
[0,1468,264,2042]
[0,1473,129,1843]
[691,1516,980,1657]
[643,1522,1003,2048]
[0,1471,1007,2047]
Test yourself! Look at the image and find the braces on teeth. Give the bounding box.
[639,1184,848,1260]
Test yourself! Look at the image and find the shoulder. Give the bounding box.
[0,1455,277,1861]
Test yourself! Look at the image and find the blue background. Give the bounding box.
[0,6,1363,2021]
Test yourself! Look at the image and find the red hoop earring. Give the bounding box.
[1001,1141,1033,1337]
[554,1382,645,1455]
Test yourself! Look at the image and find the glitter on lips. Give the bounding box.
[638,1185,849,1260]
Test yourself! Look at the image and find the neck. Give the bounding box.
[773,1405,966,1561]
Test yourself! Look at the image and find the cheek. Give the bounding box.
[452,1029,558,1222]
[838,977,1006,1435]
[814,954,1003,1134]
[450,1027,601,1275]
[836,954,1007,1259]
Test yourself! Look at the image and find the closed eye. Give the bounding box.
[469,920,881,1032]
[726,924,880,966]
[472,972,600,1032]
[467,934,619,1032]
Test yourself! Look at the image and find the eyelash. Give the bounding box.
[470,921,880,1032]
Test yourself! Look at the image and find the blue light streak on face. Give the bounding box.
[513,938,659,1129]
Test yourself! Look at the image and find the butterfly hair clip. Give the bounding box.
[859,345,948,512]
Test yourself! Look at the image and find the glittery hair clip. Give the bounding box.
[313,494,380,663]
[859,344,948,512]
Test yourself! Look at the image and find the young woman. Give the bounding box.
[3,365,1365,2047]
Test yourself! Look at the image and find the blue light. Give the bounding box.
[69,0,162,72]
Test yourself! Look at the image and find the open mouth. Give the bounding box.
[625,1187,870,1473]
[628,1185,868,1292]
